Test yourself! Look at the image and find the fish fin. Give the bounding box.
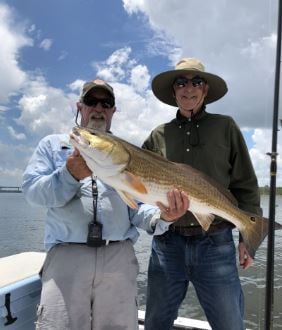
[240,212,282,258]
[123,171,148,194]
[192,213,215,231]
[117,190,138,209]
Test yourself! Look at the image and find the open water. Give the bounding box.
[0,193,281,329]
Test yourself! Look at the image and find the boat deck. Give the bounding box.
[138,310,211,329]
[0,252,249,330]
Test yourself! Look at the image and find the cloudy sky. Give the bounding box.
[0,0,281,187]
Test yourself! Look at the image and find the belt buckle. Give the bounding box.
[86,239,107,247]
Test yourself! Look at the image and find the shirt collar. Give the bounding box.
[176,105,207,125]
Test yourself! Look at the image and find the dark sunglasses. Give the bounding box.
[173,76,206,88]
[83,96,115,109]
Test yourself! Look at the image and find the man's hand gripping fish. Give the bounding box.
[70,126,282,258]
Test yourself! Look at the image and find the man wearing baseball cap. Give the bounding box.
[142,58,262,330]
[22,78,187,329]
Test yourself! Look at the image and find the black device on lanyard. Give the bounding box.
[86,178,106,247]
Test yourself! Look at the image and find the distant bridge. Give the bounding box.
[0,186,22,193]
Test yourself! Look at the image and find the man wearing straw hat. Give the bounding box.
[142,58,262,330]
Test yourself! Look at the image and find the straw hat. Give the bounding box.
[152,58,228,106]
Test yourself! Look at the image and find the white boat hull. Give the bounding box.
[0,252,217,330]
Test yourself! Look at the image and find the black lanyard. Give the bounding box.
[91,177,98,224]
[86,177,105,247]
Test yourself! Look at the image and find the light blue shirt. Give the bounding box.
[22,134,168,251]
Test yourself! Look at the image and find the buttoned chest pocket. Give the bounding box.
[194,142,231,184]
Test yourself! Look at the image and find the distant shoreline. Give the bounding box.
[0,188,282,195]
[260,187,282,195]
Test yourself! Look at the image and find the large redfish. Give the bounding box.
[70,126,282,258]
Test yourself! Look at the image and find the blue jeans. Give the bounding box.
[144,228,245,330]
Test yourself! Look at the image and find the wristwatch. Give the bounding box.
[150,209,162,233]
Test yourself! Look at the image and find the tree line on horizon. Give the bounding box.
[260,186,282,195]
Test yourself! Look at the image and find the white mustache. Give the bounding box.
[87,114,107,131]
[89,113,106,120]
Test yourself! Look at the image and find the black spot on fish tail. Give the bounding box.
[240,213,282,258]
[240,215,268,258]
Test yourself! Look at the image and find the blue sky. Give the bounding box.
[0,0,281,186]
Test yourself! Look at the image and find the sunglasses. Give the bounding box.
[83,96,115,109]
[173,76,206,88]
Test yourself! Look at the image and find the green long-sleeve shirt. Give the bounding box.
[142,109,262,227]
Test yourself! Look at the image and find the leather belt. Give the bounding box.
[169,221,232,237]
[63,240,121,247]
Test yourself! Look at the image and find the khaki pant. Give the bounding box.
[36,241,139,330]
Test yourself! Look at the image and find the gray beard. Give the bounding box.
[86,118,107,131]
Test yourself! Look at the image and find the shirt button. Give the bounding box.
[187,131,190,135]
[196,124,199,128]
[186,148,190,152]
[179,125,182,128]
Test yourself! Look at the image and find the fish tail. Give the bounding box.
[240,213,282,258]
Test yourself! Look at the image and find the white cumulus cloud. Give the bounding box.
[0,4,32,102]
[17,76,78,136]
[7,126,26,140]
[39,38,53,50]
[92,47,136,82]
[130,64,150,93]
[250,129,282,186]
[122,0,279,129]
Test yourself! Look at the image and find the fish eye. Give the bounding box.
[250,216,256,222]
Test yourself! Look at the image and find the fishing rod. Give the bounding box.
[264,0,281,328]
